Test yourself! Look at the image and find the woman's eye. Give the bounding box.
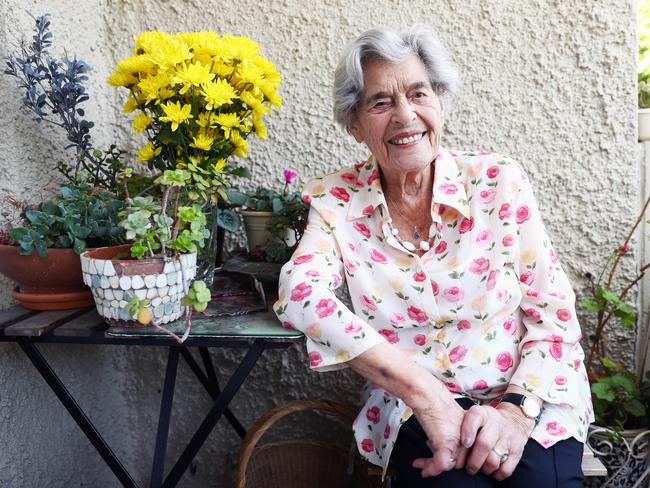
[414,91,427,98]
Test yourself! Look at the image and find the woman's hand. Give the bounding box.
[411,398,468,477]
[460,404,535,480]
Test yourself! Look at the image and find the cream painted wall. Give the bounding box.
[0,0,636,486]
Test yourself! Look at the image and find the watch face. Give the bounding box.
[522,397,541,418]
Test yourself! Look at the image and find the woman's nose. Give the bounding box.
[391,98,416,125]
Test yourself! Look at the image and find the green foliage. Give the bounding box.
[8,184,124,256]
[639,1,650,107]
[182,281,211,312]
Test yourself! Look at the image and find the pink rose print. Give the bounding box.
[438,203,447,215]
[555,375,567,386]
[502,234,515,247]
[475,229,493,248]
[413,271,426,282]
[361,295,378,311]
[362,205,374,216]
[498,203,512,220]
[574,359,582,370]
[330,186,350,202]
[486,165,500,179]
[439,183,458,195]
[457,320,471,330]
[353,222,371,239]
[546,422,567,437]
[361,438,374,453]
[443,286,464,302]
[525,308,541,320]
[469,257,490,274]
[526,289,540,299]
[366,406,381,424]
[302,194,312,205]
[449,345,468,364]
[445,382,462,393]
[550,248,559,263]
[281,321,295,329]
[520,271,534,285]
[290,282,312,301]
[435,241,447,254]
[384,424,391,439]
[479,189,496,204]
[341,172,364,188]
[547,335,563,360]
[293,254,314,265]
[309,351,322,367]
[331,273,342,288]
[487,269,500,290]
[556,309,572,321]
[431,280,439,296]
[495,352,514,372]
[344,260,358,272]
[407,306,428,323]
[345,322,362,334]
[306,270,320,277]
[378,329,400,343]
[367,169,379,185]
[502,317,516,336]
[540,438,554,448]
[414,334,427,346]
[473,379,488,390]
[459,216,475,234]
[516,204,531,224]
[496,288,508,302]
[370,249,388,264]
[315,298,337,318]
[390,312,405,327]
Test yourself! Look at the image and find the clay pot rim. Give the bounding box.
[81,244,193,263]
[0,243,88,256]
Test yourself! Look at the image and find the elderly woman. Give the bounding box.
[273,25,593,487]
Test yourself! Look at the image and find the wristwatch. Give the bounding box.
[498,393,542,424]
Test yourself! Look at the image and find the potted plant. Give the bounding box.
[0,14,127,309]
[581,195,650,486]
[81,169,211,343]
[228,169,309,263]
[107,29,282,284]
[639,2,650,141]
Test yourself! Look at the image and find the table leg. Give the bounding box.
[18,340,139,488]
[150,347,180,488]
[179,348,247,438]
[162,342,265,488]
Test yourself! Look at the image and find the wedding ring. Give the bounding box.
[492,447,509,464]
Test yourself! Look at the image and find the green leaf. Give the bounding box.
[581,298,603,312]
[592,381,616,401]
[610,374,636,392]
[623,399,646,417]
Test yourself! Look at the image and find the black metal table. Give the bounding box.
[0,305,303,487]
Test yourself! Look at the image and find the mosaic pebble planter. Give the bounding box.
[80,244,197,326]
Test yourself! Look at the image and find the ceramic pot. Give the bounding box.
[639,108,650,142]
[0,244,93,310]
[586,425,650,487]
[240,210,275,250]
[80,244,197,327]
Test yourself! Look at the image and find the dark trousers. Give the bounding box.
[389,400,584,488]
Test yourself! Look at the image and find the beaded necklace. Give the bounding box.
[385,197,435,252]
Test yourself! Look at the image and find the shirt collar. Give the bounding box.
[346,148,471,221]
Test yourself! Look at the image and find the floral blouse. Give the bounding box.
[273,148,594,469]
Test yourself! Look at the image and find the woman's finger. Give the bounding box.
[460,405,486,448]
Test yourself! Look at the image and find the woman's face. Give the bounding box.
[349,55,444,175]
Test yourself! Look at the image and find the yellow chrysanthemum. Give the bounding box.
[229,130,248,157]
[252,115,267,139]
[190,132,215,151]
[116,54,155,76]
[138,72,172,105]
[122,95,140,113]
[214,113,241,139]
[107,69,138,87]
[236,60,265,88]
[240,90,269,115]
[159,101,193,131]
[201,79,238,110]
[147,36,193,71]
[221,35,260,60]
[172,61,214,94]
[214,159,227,173]
[253,56,281,87]
[137,142,162,161]
[133,31,170,55]
[211,61,235,77]
[132,113,152,133]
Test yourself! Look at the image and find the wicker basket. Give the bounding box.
[234,399,376,488]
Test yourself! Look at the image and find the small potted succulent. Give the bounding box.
[81,169,211,342]
[0,14,127,309]
[228,170,309,263]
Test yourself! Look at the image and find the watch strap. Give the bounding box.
[499,393,542,424]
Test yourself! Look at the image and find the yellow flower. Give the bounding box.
[122,95,140,113]
[236,59,265,88]
[221,34,260,60]
[211,61,235,77]
[159,101,193,131]
[116,54,155,76]
[253,56,281,87]
[190,132,214,151]
[306,323,321,340]
[311,184,326,197]
[201,79,238,110]
[138,72,172,105]
[229,130,248,157]
[172,61,214,94]
[214,113,241,138]
[336,350,350,362]
[133,31,170,54]
[521,249,537,264]
[132,113,151,133]
[137,142,162,161]
[214,159,227,173]
[107,70,138,87]
[253,115,267,139]
[525,373,542,389]
[147,36,193,71]
[240,90,269,115]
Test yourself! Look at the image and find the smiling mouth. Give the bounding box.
[389,132,426,145]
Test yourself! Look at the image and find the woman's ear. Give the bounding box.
[349,118,364,143]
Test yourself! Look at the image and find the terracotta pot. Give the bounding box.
[81,244,197,327]
[240,210,275,250]
[0,244,93,310]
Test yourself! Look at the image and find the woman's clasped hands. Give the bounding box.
[412,402,536,481]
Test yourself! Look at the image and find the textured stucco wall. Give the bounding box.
[0,0,637,486]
